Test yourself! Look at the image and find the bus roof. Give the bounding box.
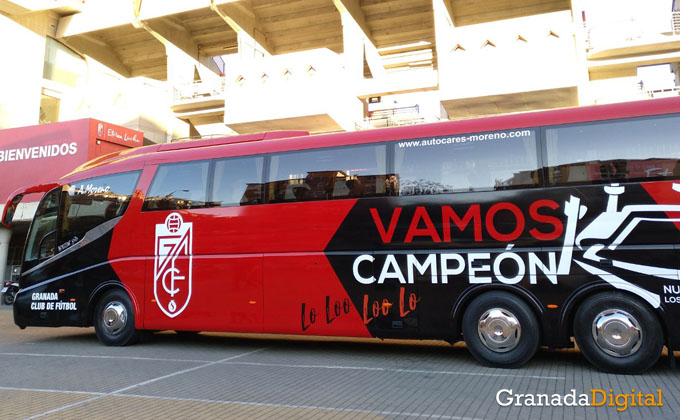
[60,96,680,184]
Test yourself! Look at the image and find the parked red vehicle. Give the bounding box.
[5,97,680,373]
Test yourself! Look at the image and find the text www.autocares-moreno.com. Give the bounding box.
[397,129,533,148]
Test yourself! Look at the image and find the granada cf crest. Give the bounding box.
[154,212,193,318]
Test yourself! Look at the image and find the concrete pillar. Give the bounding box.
[165,45,197,141]
[0,227,11,286]
[432,0,456,94]
[570,0,595,105]
[237,31,267,64]
[166,45,197,87]
[0,14,47,129]
[341,13,365,83]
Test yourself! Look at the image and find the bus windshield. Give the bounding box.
[22,171,140,272]
[24,188,60,268]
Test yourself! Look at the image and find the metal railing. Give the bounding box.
[355,105,432,130]
[646,86,680,98]
[172,79,226,101]
[586,12,680,51]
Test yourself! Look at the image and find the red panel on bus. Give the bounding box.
[641,180,680,232]
[263,253,370,337]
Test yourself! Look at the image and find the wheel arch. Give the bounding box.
[87,281,141,327]
[450,284,545,342]
[559,283,668,344]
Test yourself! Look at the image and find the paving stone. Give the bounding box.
[0,306,678,420]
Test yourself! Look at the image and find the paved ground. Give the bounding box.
[0,305,678,420]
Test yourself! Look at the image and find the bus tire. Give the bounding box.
[462,291,539,368]
[573,292,662,374]
[2,292,14,306]
[94,289,139,346]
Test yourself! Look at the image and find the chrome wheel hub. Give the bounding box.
[592,309,642,357]
[102,302,127,335]
[477,308,521,353]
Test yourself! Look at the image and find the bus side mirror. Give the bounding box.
[2,194,23,228]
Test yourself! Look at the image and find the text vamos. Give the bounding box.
[369,200,564,244]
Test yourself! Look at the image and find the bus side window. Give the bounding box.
[143,161,210,211]
[545,115,680,185]
[394,130,540,196]
[211,156,264,206]
[265,144,388,203]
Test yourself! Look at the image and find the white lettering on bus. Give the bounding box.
[31,292,58,301]
[352,249,560,286]
[30,293,77,311]
[397,130,533,149]
[353,196,582,286]
[71,184,111,195]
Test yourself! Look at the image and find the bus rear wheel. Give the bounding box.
[573,292,662,374]
[94,289,139,346]
[462,291,539,368]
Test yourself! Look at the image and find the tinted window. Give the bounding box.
[24,188,60,264]
[212,156,264,206]
[394,129,539,195]
[59,171,140,251]
[144,161,210,211]
[545,115,680,185]
[266,144,388,203]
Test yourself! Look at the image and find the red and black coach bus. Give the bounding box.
[4,97,680,373]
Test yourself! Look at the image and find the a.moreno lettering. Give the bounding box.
[0,142,78,163]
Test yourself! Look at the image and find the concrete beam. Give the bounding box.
[333,0,384,77]
[436,0,455,27]
[332,0,373,44]
[140,17,221,75]
[56,4,135,37]
[141,18,198,58]
[56,0,238,37]
[0,0,30,15]
[363,38,385,78]
[432,0,456,79]
[136,0,235,21]
[210,0,273,56]
[0,0,83,16]
[357,68,438,97]
[62,34,132,77]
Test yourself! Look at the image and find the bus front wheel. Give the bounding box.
[462,291,539,368]
[573,292,662,374]
[94,289,139,346]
